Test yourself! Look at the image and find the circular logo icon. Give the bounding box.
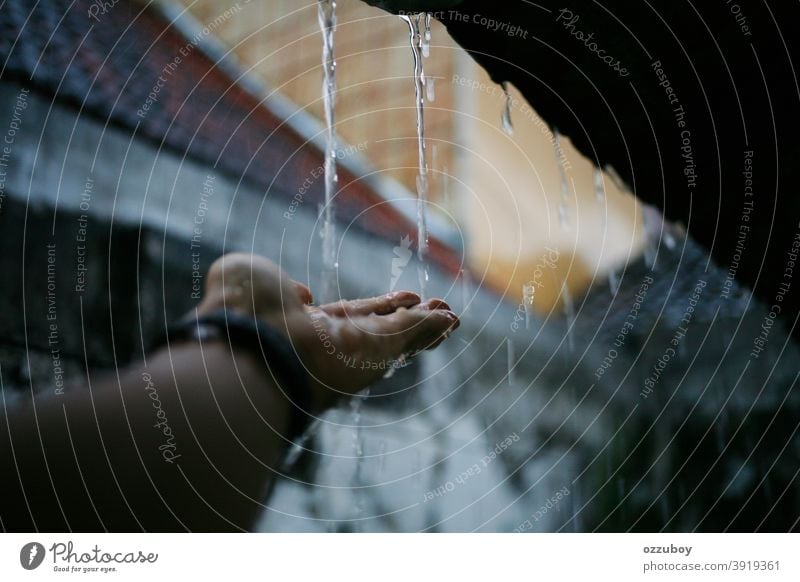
[20,542,46,570]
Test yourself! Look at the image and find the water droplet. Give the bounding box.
[506,338,515,386]
[422,12,432,58]
[426,76,436,102]
[501,81,514,135]
[554,130,570,229]
[560,278,576,353]
[523,283,535,329]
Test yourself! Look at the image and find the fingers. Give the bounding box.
[293,281,313,305]
[362,304,459,356]
[412,298,452,312]
[319,291,421,317]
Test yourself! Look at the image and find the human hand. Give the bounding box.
[196,253,459,410]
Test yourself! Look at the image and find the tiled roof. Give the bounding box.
[0,0,461,274]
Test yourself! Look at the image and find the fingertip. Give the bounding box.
[389,291,421,308]
[415,298,452,312]
[294,281,314,305]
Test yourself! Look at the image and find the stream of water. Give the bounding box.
[400,13,430,300]
[318,0,339,303]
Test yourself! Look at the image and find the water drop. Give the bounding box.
[422,12,432,58]
[554,129,570,229]
[560,278,576,353]
[523,283,535,329]
[460,269,470,314]
[426,76,435,102]
[506,338,515,386]
[608,268,620,295]
[501,81,514,135]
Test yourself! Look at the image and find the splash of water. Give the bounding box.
[318,0,339,303]
[554,129,570,229]
[400,13,430,299]
[501,82,514,135]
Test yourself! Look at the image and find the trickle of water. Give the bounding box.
[523,283,535,329]
[593,167,605,205]
[641,206,660,270]
[608,269,621,296]
[506,338,515,386]
[318,0,338,303]
[501,82,514,135]
[350,389,369,529]
[560,278,576,353]
[554,130,570,229]
[593,168,620,296]
[401,13,430,300]
[282,423,317,469]
[378,440,387,474]
[442,165,450,206]
[422,12,432,58]
[460,269,469,314]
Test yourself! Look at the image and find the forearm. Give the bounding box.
[0,341,291,532]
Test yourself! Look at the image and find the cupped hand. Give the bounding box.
[196,253,459,410]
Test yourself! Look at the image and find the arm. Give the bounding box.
[0,254,458,532]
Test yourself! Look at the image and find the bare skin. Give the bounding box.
[0,254,459,532]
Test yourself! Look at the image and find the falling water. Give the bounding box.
[401,13,430,299]
[350,389,369,530]
[460,269,469,314]
[554,129,570,229]
[561,278,576,353]
[422,12,432,58]
[506,338,515,386]
[501,82,514,135]
[523,283,535,329]
[593,167,605,206]
[426,76,436,102]
[442,165,450,206]
[594,168,620,295]
[607,269,621,295]
[378,440,387,474]
[318,0,339,303]
[642,205,660,270]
